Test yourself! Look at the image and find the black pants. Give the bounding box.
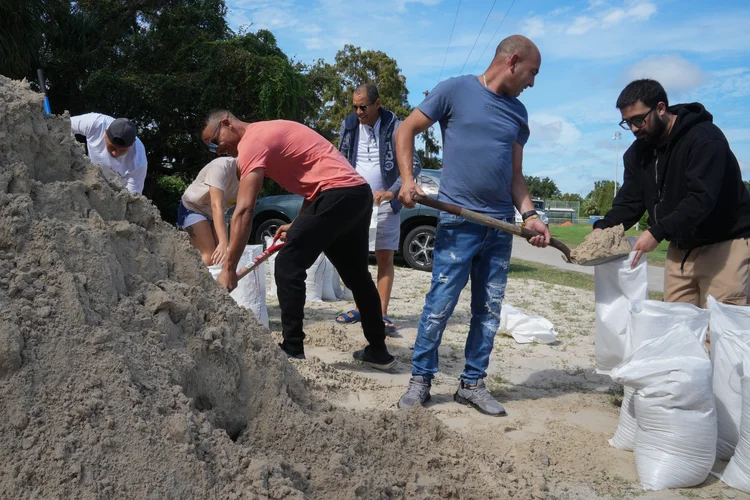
[274,185,386,356]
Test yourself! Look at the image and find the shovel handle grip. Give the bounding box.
[413,193,572,263]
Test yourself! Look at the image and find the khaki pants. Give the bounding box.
[664,238,750,308]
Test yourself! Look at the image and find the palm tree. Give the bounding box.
[0,0,44,79]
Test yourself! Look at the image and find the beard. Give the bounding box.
[639,114,667,145]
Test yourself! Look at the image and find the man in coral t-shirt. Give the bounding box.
[201,110,396,369]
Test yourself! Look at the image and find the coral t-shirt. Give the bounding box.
[237,120,366,201]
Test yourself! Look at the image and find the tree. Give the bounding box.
[524,175,561,199]
[559,193,583,202]
[306,45,412,143]
[744,180,750,192]
[582,180,619,216]
[0,0,44,79]
[29,1,318,221]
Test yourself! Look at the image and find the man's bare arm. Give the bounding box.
[395,109,435,207]
[224,169,265,272]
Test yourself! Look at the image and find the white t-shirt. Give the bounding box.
[181,157,240,216]
[355,119,385,193]
[70,113,148,194]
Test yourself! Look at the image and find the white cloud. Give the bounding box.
[563,2,656,35]
[528,113,583,146]
[629,2,657,20]
[523,16,546,38]
[623,54,708,92]
[566,16,597,35]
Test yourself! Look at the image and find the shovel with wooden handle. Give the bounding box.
[413,193,574,263]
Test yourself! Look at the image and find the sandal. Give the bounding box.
[383,316,397,335]
[335,310,360,324]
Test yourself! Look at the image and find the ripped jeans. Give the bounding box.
[412,212,513,384]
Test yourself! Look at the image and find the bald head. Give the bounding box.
[494,34,538,61]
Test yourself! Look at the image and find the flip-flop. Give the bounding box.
[382,316,397,335]
[335,310,360,324]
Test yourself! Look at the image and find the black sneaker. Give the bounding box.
[352,346,397,370]
[279,343,306,360]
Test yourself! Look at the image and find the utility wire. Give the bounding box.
[438,0,463,83]
[458,0,498,75]
[471,0,517,72]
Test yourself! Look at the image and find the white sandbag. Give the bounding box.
[498,304,558,344]
[305,253,328,302]
[594,251,648,375]
[368,204,378,252]
[708,296,750,461]
[265,238,347,303]
[610,300,710,451]
[610,323,717,490]
[208,245,268,328]
[722,357,750,493]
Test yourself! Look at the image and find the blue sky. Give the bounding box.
[225,0,750,196]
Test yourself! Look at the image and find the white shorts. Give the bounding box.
[182,212,210,228]
[375,203,400,251]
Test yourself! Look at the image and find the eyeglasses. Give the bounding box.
[352,104,371,112]
[619,107,656,130]
[207,115,228,154]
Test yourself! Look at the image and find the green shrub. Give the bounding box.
[152,174,189,225]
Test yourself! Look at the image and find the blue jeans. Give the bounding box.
[412,212,513,384]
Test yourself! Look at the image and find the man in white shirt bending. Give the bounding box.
[70,113,148,194]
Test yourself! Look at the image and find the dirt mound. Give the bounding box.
[0,77,538,499]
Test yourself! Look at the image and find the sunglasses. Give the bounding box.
[207,115,229,154]
[352,104,372,112]
[619,107,656,130]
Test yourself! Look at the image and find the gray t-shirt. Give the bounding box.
[418,75,530,218]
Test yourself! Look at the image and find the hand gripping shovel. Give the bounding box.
[413,193,574,263]
[236,235,285,281]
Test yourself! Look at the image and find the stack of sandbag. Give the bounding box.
[610,323,717,490]
[722,357,750,493]
[610,300,709,451]
[708,296,750,493]
[498,304,558,344]
[267,244,350,302]
[208,245,269,327]
[594,251,649,374]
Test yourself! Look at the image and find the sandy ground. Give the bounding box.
[266,264,750,500]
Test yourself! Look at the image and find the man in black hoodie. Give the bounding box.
[594,79,750,307]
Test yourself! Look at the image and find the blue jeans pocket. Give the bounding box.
[438,211,465,228]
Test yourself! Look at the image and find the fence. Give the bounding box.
[541,200,581,224]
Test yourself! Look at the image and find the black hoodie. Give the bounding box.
[594,103,750,250]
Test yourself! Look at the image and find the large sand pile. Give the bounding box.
[0,77,546,499]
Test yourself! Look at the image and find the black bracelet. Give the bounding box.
[521,210,538,221]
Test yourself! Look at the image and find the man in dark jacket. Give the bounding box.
[595,79,750,307]
[335,83,422,332]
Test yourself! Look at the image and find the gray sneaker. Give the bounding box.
[398,376,432,409]
[454,379,507,416]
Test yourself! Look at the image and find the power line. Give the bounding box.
[458,0,498,75]
[438,0,462,83]
[471,0,518,73]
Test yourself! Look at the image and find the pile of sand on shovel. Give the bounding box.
[0,77,550,499]
[570,224,633,265]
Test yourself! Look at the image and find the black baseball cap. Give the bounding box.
[106,118,137,147]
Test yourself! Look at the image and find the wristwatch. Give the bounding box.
[521,210,538,221]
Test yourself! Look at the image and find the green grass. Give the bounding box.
[510,258,664,301]
[549,224,669,267]
[510,259,596,290]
